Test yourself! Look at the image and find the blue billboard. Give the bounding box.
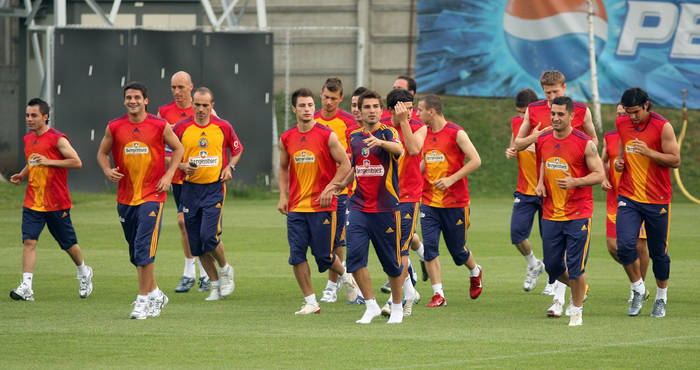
[417,0,700,108]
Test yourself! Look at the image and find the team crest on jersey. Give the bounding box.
[124,141,149,155]
[293,150,316,164]
[425,150,445,163]
[545,157,569,171]
[356,159,384,177]
[199,137,209,148]
[361,147,370,157]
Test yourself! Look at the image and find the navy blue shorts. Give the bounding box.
[182,181,225,256]
[616,196,671,281]
[420,204,471,266]
[21,207,78,250]
[510,191,542,245]
[399,202,420,256]
[117,201,165,266]
[334,194,348,249]
[346,209,402,277]
[541,218,591,283]
[287,211,337,272]
[171,183,184,213]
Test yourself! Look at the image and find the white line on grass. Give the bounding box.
[382,335,700,369]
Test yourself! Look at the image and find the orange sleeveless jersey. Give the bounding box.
[382,116,424,203]
[281,123,338,212]
[173,116,243,184]
[314,109,355,196]
[536,129,593,221]
[109,114,168,205]
[422,122,469,208]
[22,128,72,211]
[616,112,672,204]
[604,130,623,217]
[511,116,537,195]
[158,101,193,185]
[528,99,588,132]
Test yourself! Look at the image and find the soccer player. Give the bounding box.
[534,96,604,326]
[97,82,184,319]
[614,88,680,318]
[158,70,210,293]
[173,87,242,301]
[505,88,545,292]
[315,77,356,303]
[379,88,426,317]
[9,98,93,301]
[277,88,359,314]
[417,94,484,308]
[343,89,405,324]
[601,104,649,303]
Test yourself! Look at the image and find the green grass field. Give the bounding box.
[1,183,699,368]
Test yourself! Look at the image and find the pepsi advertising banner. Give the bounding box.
[416,0,700,108]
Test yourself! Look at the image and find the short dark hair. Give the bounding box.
[420,94,443,115]
[194,86,214,102]
[352,86,367,97]
[123,81,149,99]
[386,88,414,110]
[358,89,383,110]
[620,87,652,109]
[27,97,50,116]
[321,77,343,96]
[551,96,574,113]
[515,88,538,108]
[397,75,417,94]
[291,88,314,107]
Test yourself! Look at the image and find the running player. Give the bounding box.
[315,77,356,303]
[601,104,649,303]
[343,89,405,324]
[173,87,242,301]
[534,96,604,326]
[614,88,680,318]
[505,88,545,292]
[158,70,210,293]
[10,98,93,302]
[418,94,484,308]
[97,82,184,319]
[277,88,359,314]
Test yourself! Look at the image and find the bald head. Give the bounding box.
[171,71,194,108]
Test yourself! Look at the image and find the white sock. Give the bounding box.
[22,272,33,289]
[631,278,645,295]
[137,294,148,301]
[469,264,481,277]
[222,263,231,271]
[325,280,337,290]
[554,280,567,303]
[656,287,667,302]
[183,258,196,278]
[356,298,381,324]
[570,305,583,313]
[76,262,88,276]
[403,276,417,300]
[524,251,537,267]
[148,287,162,298]
[211,280,220,288]
[304,294,318,306]
[415,243,425,261]
[197,258,208,279]
[388,303,404,324]
[432,283,444,297]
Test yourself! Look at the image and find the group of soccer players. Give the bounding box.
[9,68,680,326]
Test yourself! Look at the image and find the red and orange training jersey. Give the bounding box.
[381,116,424,203]
[604,130,622,217]
[536,129,593,221]
[528,99,587,132]
[616,111,672,204]
[422,122,469,208]
[315,109,355,196]
[22,128,72,211]
[159,101,194,185]
[511,115,537,195]
[347,124,401,213]
[109,114,168,205]
[173,116,243,185]
[281,123,338,213]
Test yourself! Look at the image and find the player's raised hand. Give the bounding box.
[395,101,410,123]
[632,138,650,156]
[105,166,124,182]
[363,134,382,149]
[33,154,51,166]
[531,123,546,137]
[556,171,577,189]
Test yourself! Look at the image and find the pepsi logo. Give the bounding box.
[503,0,607,80]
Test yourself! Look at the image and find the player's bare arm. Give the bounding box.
[277,141,290,215]
[513,108,545,150]
[505,133,517,159]
[435,130,481,191]
[614,139,625,172]
[318,132,351,207]
[535,162,546,198]
[600,139,612,191]
[363,134,404,157]
[396,101,426,156]
[157,124,184,192]
[32,137,83,169]
[10,166,28,184]
[219,152,241,183]
[557,141,604,189]
[97,126,124,183]
[633,122,681,168]
[581,107,599,146]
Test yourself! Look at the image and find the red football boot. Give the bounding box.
[425,292,446,307]
[469,266,483,299]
